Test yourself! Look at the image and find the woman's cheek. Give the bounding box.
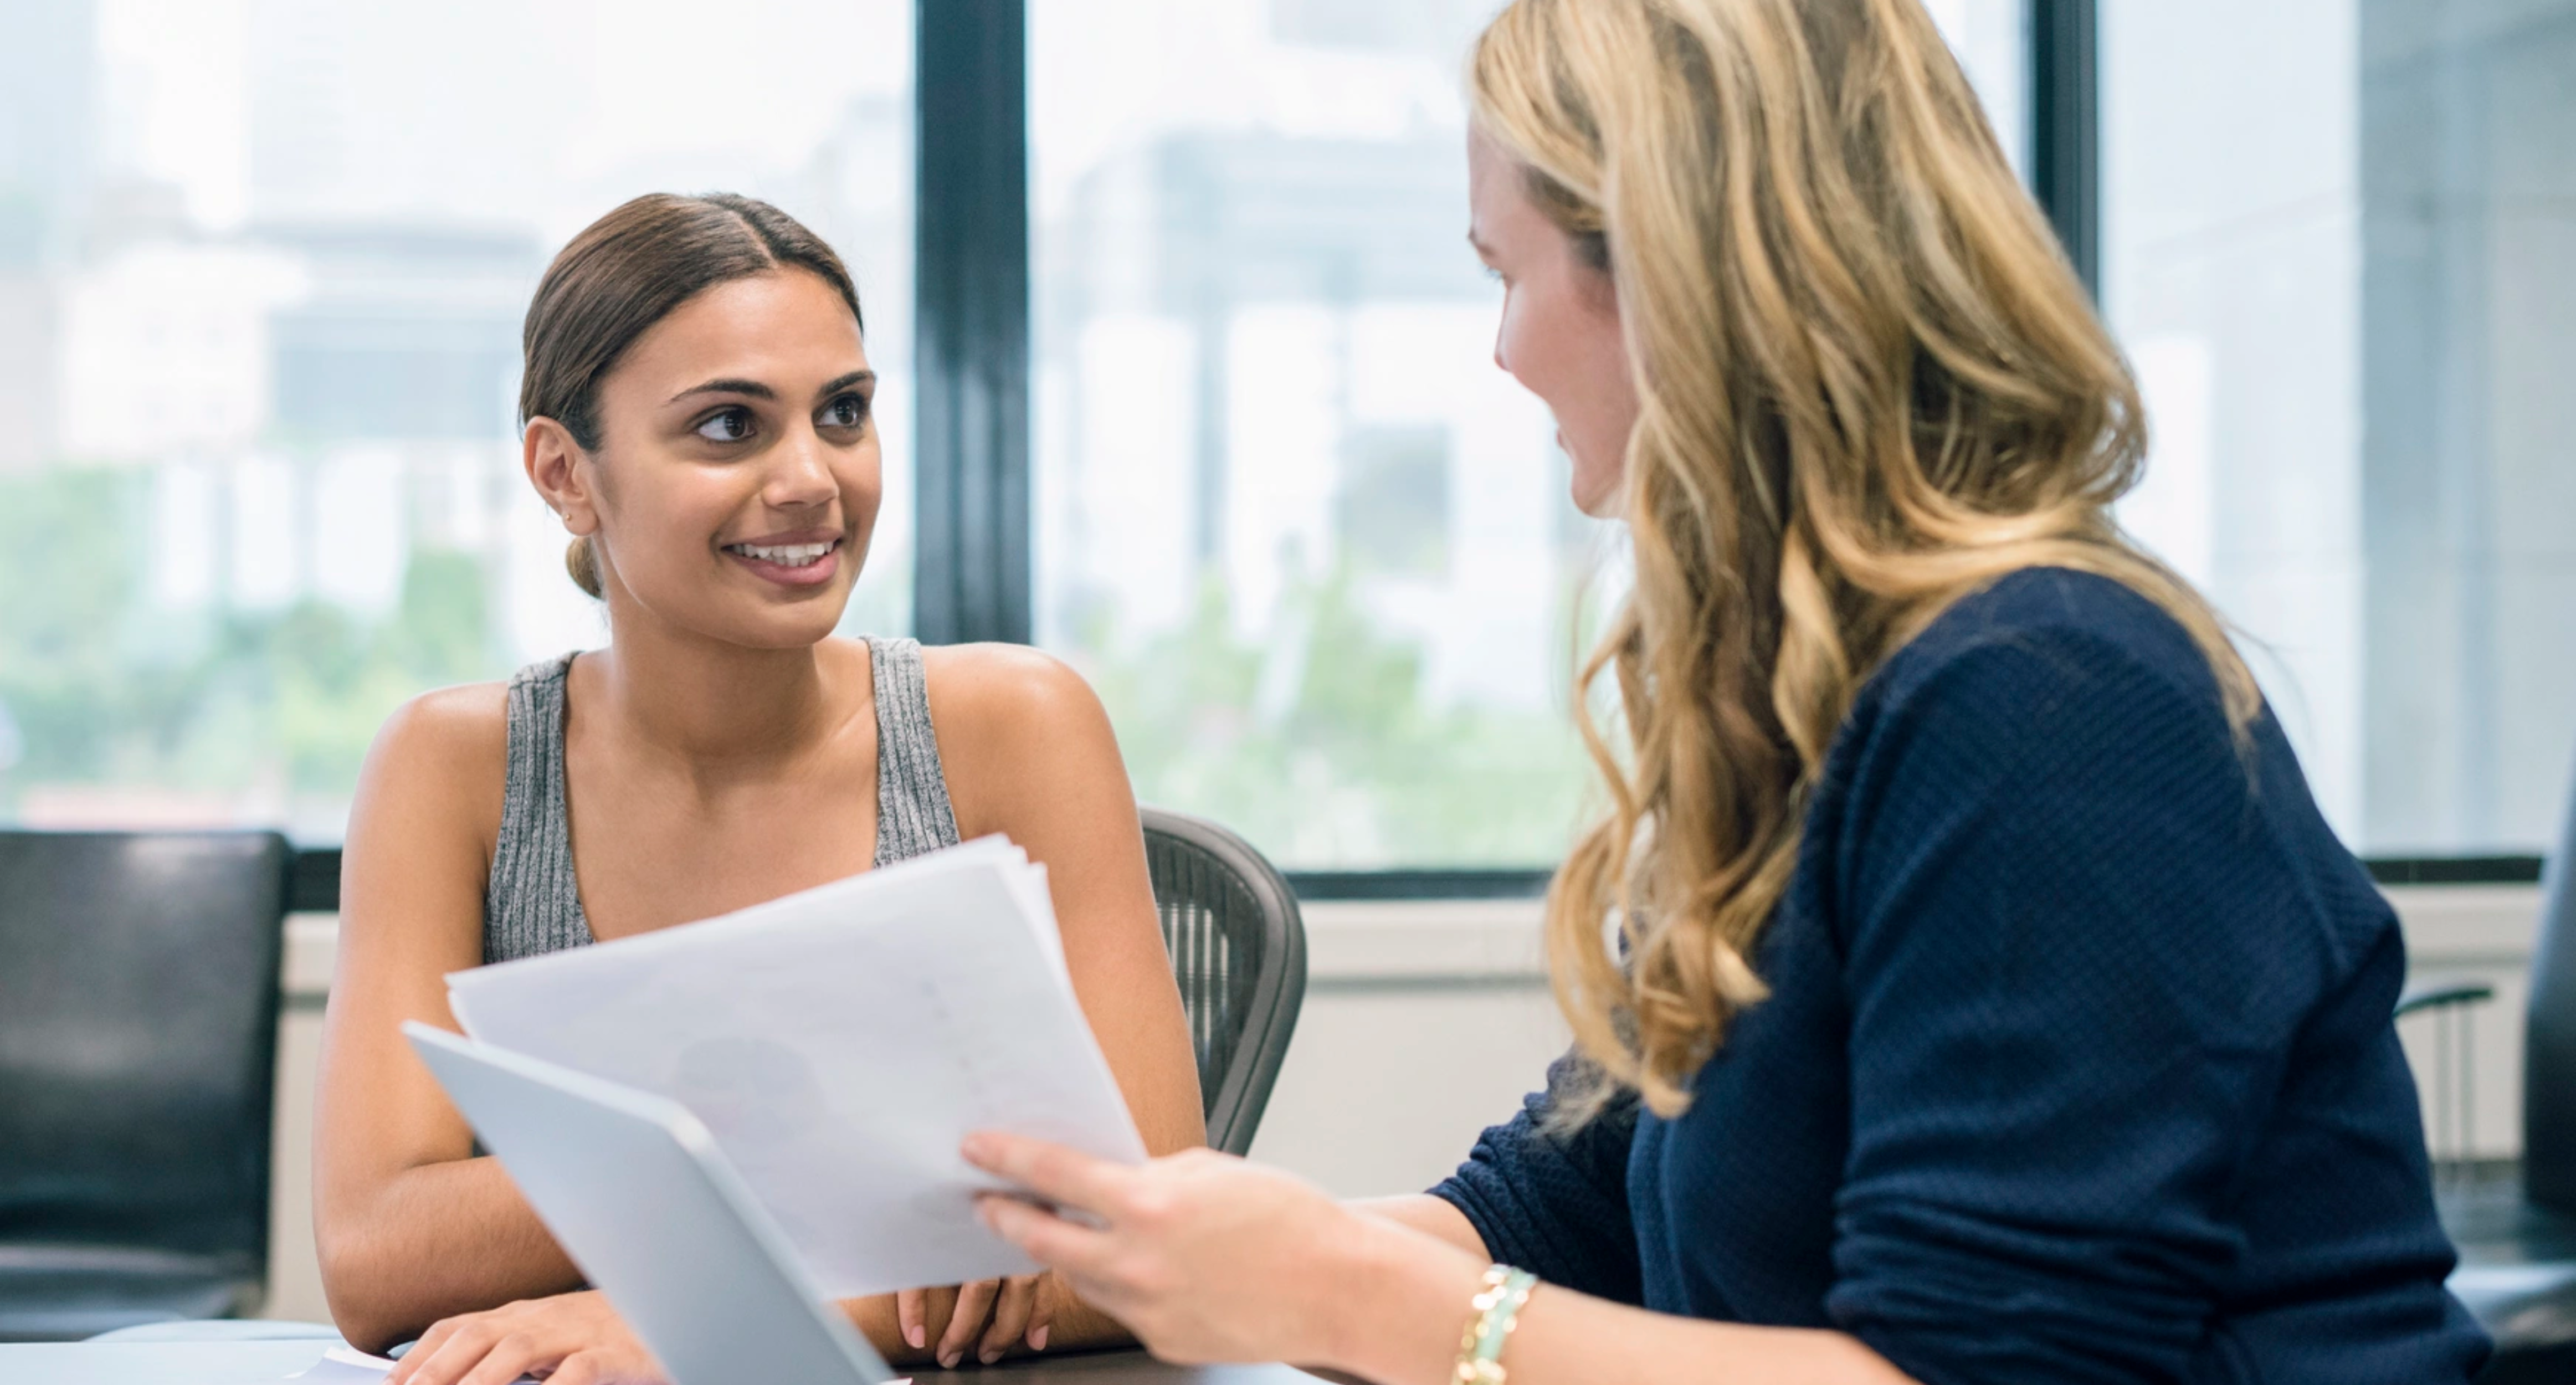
[842,459,886,529]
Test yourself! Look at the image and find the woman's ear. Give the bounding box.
[524,417,599,537]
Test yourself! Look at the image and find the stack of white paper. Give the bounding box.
[442,837,1147,1298]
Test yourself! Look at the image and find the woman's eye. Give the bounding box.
[695,407,756,443]
[820,394,870,430]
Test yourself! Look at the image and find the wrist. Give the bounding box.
[1325,1211,1491,1384]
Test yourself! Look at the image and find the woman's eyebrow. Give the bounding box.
[668,377,776,404]
[815,370,876,398]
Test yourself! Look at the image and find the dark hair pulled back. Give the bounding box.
[520,192,864,597]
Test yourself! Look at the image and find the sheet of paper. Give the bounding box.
[285,1346,397,1381]
[443,837,1148,1297]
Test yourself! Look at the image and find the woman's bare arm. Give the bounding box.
[1354,1195,1490,1258]
[920,644,1213,1356]
[314,687,583,1351]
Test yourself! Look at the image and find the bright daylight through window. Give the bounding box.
[21,1,2546,874]
[2105,0,2576,856]
[0,0,914,840]
[1027,0,2028,869]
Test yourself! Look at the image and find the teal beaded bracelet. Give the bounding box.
[1454,1265,1540,1384]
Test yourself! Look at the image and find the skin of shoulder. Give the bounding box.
[360,681,512,870]
[917,643,1127,836]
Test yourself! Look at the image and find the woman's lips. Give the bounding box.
[723,538,842,589]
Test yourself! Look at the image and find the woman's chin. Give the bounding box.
[705,601,853,652]
[1570,471,1624,520]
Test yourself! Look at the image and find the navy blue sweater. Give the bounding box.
[1433,569,2486,1383]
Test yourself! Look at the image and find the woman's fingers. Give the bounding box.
[977,1193,1118,1280]
[936,1279,1001,1369]
[384,1320,449,1385]
[539,1348,665,1385]
[543,1356,607,1385]
[1024,1270,1058,1352]
[401,1320,553,1385]
[894,1286,928,1351]
[963,1131,1130,1217]
[374,1292,651,1385]
[391,1317,497,1385]
[977,1275,1043,1365]
[457,1337,549,1385]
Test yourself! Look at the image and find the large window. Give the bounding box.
[52,2,2551,876]
[2104,0,2576,855]
[0,0,914,840]
[1028,0,1592,870]
[1028,0,2033,870]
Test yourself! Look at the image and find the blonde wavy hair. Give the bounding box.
[1472,0,2260,1120]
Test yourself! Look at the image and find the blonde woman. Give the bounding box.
[966,1,2487,1381]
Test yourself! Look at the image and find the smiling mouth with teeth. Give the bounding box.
[723,540,839,568]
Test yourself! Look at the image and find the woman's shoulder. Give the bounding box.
[373,680,509,767]
[353,679,512,845]
[914,640,1109,740]
[1820,566,2261,838]
[910,642,1126,830]
[1816,567,2382,987]
[1866,566,2230,725]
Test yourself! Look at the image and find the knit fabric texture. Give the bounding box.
[1433,568,2488,1383]
[481,635,962,965]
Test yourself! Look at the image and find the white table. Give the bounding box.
[0,1341,331,1384]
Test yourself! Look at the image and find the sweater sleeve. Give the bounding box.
[1429,1053,1645,1304]
[1820,627,2340,1384]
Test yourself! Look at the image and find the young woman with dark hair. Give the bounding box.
[315,193,1207,1382]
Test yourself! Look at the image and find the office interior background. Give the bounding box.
[2,0,2572,1327]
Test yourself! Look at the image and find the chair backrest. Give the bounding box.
[2529,778,2576,1210]
[1140,808,1306,1156]
[0,830,291,1280]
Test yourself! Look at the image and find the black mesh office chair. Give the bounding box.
[2399,771,2576,1383]
[0,830,292,1342]
[1140,808,1307,1156]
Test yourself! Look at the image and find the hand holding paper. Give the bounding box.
[439,837,1148,1297]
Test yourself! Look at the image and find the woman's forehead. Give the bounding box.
[615,270,869,392]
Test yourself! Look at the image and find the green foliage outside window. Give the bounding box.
[1080,571,1596,869]
[0,466,1594,867]
[0,466,508,822]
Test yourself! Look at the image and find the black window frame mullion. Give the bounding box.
[912,0,1033,646]
[2029,0,2100,297]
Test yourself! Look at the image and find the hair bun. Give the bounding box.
[566,536,603,599]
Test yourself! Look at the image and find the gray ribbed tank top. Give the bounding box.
[481,636,962,964]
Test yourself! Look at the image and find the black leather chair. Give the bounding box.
[2402,778,2576,1382]
[1140,808,1307,1156]
[0,831,293,1341]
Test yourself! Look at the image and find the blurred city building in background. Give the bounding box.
[0,0,2568,869]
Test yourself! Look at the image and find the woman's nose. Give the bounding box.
[766,429,839,507]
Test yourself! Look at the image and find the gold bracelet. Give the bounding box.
[1454,1264,1538,1384]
